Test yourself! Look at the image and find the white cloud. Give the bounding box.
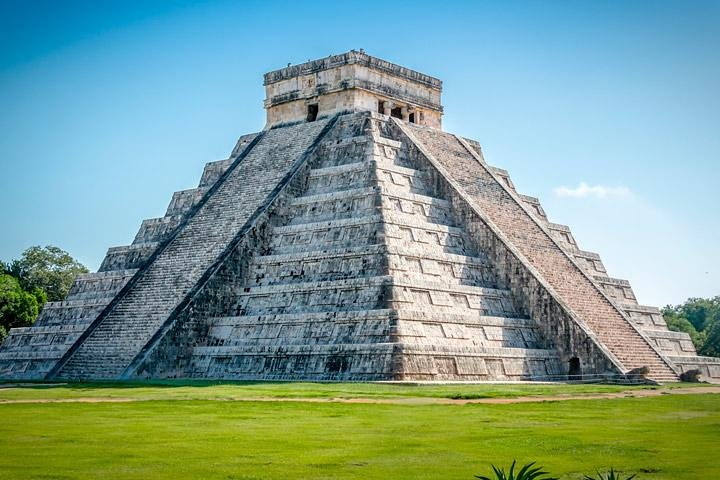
[553,182,632,199]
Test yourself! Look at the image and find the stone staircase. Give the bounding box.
[49,119,333,380]
[185,113,562,381]
[487,153,720,381]
[401,121,678,382]
[0,132,261,381]
[4,111,703,383]
[0,269,136,379]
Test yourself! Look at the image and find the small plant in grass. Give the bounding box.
[584,468,637,480]
[474,460,557,480]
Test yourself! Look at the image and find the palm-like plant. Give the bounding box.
[583,468,637,480]
[474,460,558,480]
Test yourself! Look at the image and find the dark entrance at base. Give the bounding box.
[390,106,402,119]
[306,103,319,122]
[568,357,582,379]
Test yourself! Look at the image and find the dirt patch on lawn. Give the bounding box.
[445,386,720,404]
[0,386,718,405]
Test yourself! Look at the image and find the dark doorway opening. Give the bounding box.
[325,355,350,373]
[390,106,402,119]
[568,357,582,379]
[409,112,416,123]
[378,100,385,114]
[306,104,318,122]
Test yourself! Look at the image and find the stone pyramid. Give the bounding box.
[2,51,718,383]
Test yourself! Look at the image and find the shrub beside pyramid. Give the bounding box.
[2,51,718,382]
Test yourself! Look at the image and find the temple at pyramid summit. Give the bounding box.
[2,50,719,383]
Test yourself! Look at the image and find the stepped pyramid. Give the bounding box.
[2,51,719,382]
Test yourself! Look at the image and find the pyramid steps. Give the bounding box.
[269,215,384,254]
[498,157,701,371]
[235,276,392,316]
[65,269,138,301]
[164,187,208,216]
[489,160,698,377]
[286,184,454,226]
[133,215,183,244]
[248,245,387,286]
[1,112,685,382]
[197,311,396,349]
[99,242,159,272]
[250,243,492,288]
[52,118,335,380]
[389,278,518,317]
[402,121,678,380]
[0,266,137,378]
[4,50,712,383]
[593,275,638,305]
[269,212,471,256]
[306,157,431,196]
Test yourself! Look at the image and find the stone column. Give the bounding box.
[382,101,392,116]
[401,106,409,121]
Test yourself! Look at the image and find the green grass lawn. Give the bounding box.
[1,382,718,480]
[0,379,705,402]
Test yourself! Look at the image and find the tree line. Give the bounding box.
[0,246,88,341]
[662,296,720,357]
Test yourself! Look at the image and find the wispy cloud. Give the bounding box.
[553,182,632,199]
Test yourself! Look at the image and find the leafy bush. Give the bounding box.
[0,274,43,330]
[663,296,720,356]
[584,468,637,480]
[8,245,88,302]
[474,460,557,480]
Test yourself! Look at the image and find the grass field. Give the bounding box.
[1,381,718,480]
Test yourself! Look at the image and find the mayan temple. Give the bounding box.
[2,51,718,383]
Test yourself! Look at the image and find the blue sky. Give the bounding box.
[1,0,718,306]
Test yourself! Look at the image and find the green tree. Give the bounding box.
[0,274,45,332]
[0,325,7,343]
[700,319,720,357]
[9,245,88,302]
[663,296,720,357]
[677,297,720,331]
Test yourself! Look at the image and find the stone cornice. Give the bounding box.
[264,50,442,89]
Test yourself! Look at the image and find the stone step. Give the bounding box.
[251,243,493,288]
[33,298,111,327]
[304,160,374,195]
[287,185,453,226]
[287,186,381,224]
[593,275,638,304]
[198,158,233,188]
[164,187,208,216]
[235,276,393,316]
[65,269,137,301]
[233,274,516,318]
[192,343,559,360]
[389,277,519,317]
[570,249,608,276]
[248,245,387,286]
[132,215,182,244]
[269,216,384,254]
[305,157,431,196]
[270,209,473,257]
[99,242,159,272]
[388,248,494,288]
[313,135,372,169]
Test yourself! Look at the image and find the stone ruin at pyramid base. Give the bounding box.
[2,51,718,383]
